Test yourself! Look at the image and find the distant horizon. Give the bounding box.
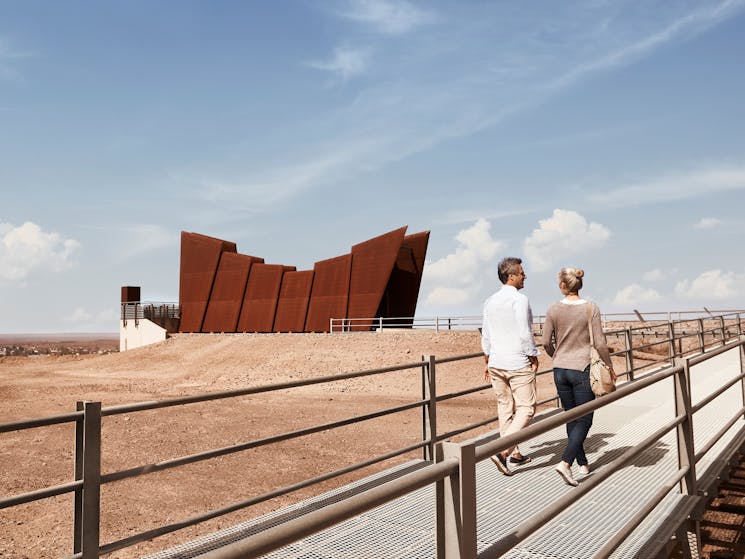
[0,332,119,341]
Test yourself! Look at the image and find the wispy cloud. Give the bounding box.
[587,164,745,208]
[523,209,611,273]
[612,283,664,307]
[0,221,80,284]
[187,1,745,210]
[308,45,372,80]
[547,0,745,91]
[0,36,33,82]
[338,0,437,34]
[643,268,671,282]
[693,217,722,229]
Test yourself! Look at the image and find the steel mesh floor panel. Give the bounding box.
[146,347,743,559]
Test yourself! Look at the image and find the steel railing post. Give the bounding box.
[740,338,745,421]
[440,441,477,559]
[668,321,678,363]
[73,401,84,555]
[698,318,705,353]
[624,328,635,381]
[81,401,102,559]
[379,316,383,331]
[720,315,726,343]
[672,358,696,496]
[435,443,445,558]
[422,355,437,461]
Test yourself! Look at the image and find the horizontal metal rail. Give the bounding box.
[694,405,745,463]
[691,370,745,413]
[0,479,83,510]
[100,439,431,555]
[196,458,461,559]
[2,317,742,559]
[0,411,82,434]
[593,466,690,558]
[102,398,427,484]
[102,359,424,416]
[479,412,687,558]
[476,363,680,460]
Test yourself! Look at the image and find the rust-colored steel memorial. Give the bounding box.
[178,226,429,333]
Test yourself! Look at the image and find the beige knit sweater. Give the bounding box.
[542,299,612,371]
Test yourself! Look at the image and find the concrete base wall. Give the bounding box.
[120,319,168,352]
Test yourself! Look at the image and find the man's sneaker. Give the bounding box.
[509,454,532,465]
[578,464,590,476]
[555,462,579,486]
[491,453,514,476]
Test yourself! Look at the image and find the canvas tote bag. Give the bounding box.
[587,304,615,396]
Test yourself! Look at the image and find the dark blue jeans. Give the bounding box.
[554,367,595,466]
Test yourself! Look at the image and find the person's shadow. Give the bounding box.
[512,432,669,474]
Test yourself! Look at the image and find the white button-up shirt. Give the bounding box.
[481,285,539,370]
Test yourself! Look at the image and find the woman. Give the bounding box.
[543,267,615,486]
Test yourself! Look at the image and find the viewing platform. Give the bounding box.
[145,342,745,558]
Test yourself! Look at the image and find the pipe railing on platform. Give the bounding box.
[1,314,744,558]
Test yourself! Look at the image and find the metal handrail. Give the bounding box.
[331,309,745,333]
[2,314,743,558]
[207,338,745,559]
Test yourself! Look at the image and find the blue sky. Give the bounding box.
[2,0,744,333]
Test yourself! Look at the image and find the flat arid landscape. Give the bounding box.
[0,328,679,558]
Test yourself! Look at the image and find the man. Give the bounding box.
[481,257,539,476]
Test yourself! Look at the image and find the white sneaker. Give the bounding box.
[578,465,590,476]
[555,462,579,486]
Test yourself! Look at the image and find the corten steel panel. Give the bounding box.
[347,226,408,331]
[378,231,430,326]
[304,254,353,333]
[201,253,261,333]
[237,264,296,333]
[273,270,315,333]
[121,286,141,303]
[179,232,237,333]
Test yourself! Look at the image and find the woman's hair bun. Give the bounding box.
[574,268,584,278]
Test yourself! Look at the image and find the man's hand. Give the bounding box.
[528,355,539,372]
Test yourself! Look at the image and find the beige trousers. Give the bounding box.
[488,365,536,455]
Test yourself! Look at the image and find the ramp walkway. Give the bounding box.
[145,344,745,558]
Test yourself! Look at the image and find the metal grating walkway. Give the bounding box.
[146,347,744,559]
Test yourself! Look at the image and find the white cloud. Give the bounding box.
[0,221,80,284]
[674,269,745,300]
[612,284,663,307]
[643,269,666,282]
[340,0,436,34]
[422,218,503,307]
[424,286,471,307]
[693,217,722,229]
[308,46,371,80]
[522,209,611,273]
